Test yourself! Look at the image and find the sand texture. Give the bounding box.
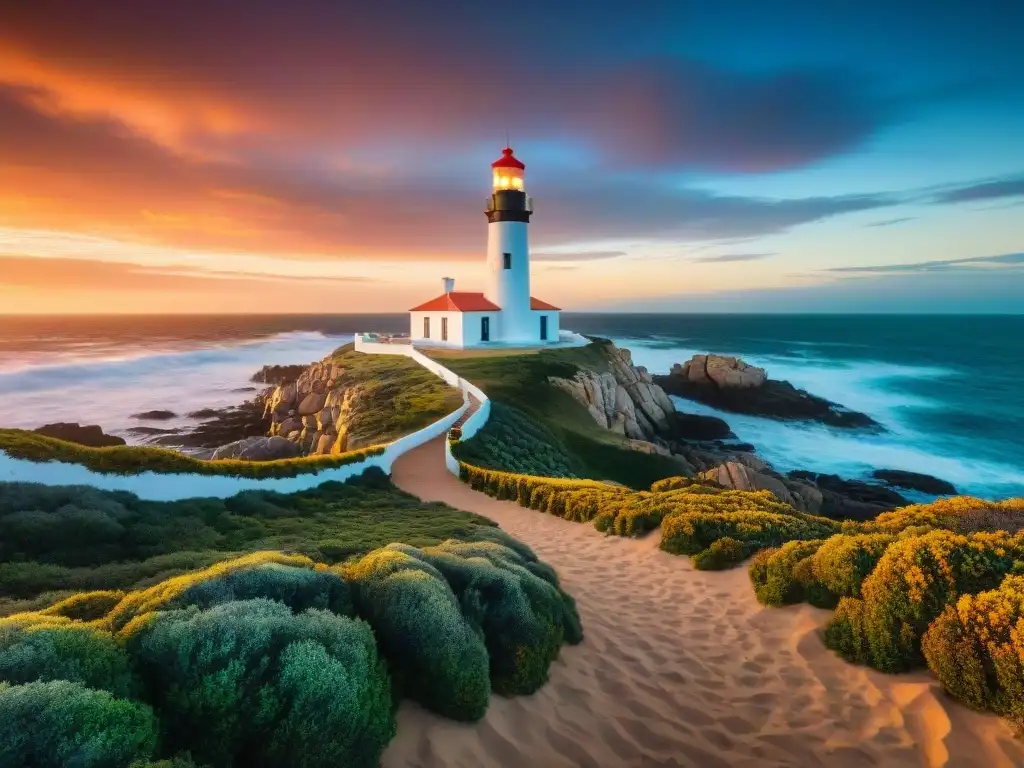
[383,437,1024,768]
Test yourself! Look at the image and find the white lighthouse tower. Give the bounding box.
[407,145,561,348]
[484,147,534,342]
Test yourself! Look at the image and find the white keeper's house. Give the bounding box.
[409,146,562,348]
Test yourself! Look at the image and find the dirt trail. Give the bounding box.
[383,436,1024,768]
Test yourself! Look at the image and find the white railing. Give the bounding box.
[355,333,493,477]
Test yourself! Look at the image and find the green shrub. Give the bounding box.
[173,562,353,617]
[659,493,837,556]
[823,530,1024,672]
[127,599,394,768]
[922,574,1024,726]
[823,597,872,665]
[343,547,491,721]
[0,622,135,698]
[691,537,746,570]
[399,540,583,695]
[452,403,585,478]
[809,533,896,600]
[0,679,157,767]
[749,540,827,605]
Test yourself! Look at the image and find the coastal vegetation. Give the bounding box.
[457,456,1024,728]
[0,471,581,766]
[0,428,384,478]
[0,468,511,613]
[429,341,684,488]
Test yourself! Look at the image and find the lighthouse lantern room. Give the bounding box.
[409,146,561,349]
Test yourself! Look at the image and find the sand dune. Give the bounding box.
[385,437,1024,768]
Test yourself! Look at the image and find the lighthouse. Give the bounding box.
[484,147,533,341]
[408,146,561,348]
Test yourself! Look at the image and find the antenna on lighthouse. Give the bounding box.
[505,127,509,148]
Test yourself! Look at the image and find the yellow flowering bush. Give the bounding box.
[922,574,1024,727]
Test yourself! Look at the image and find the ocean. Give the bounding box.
[1,313,1022,500]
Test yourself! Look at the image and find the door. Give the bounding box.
[540,315,548,341]
[481,316,490,342]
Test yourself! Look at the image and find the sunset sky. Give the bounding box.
[1,1,1022,314]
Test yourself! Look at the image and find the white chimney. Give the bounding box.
[442,277,455,294]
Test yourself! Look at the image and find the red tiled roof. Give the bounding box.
[530,297,561,311]
[491,146,525,170]
[409,292,500,312]
[409,292,561,312]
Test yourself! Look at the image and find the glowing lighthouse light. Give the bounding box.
[492,146,525,190]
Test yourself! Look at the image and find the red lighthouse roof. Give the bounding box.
[491,146,525,170]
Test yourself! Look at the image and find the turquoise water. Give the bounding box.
[0,313,1021,499]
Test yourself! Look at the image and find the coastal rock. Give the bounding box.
[654,354,879,429]
[131,410,177,421]
[872,469,957,496]
[670,413,733,441]
[33,422,126,448]
[701,462,802,509]
[150,398,271,453]
[789,471,909,520]
[251,364,311,385]
[674,354,767,389]
[210,436,302,461]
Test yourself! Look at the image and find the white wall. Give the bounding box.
[485,220,532,341]
[460,311,501,347]
[410,310,463,347]
[531,310,560,343]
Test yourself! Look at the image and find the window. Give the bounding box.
[503,252,511,270]
[423,317,430,338]
[441,317,448,341]
[540,315,548,341]
[481,316,490,342]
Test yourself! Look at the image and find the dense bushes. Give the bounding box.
[0,428,384,478]
[822,530,1024,672]
[0,622,135,698]
[922,574,1024,727]
[0,470,505,609]
[452,403,585,478]
[0,539,581,766]
[691,537,746,570]
[749,540,827,606]
[344,546,491,720]
[0,679,158,767]
[128,599,393,767]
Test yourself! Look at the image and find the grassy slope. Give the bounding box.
[328,344,463,447]
[429,340,684,488]
[0,343,462,476]
[0,468,504,614]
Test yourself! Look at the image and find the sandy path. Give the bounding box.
[383,437,1024,768]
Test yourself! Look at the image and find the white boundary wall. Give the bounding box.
[0,336,490,500]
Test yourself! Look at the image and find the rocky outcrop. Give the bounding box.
[33,423,126,447]
[699,461,824,514]
[131,410,177,421]
[675,354,767,389]
[262,358,389,456]
[872,469,957,496]
[548,345,678,444]
[209,436,302,461]
[250,364,309,385]
[789,471,909,520]
[149,399,271,453]
[672,413,733,441]
[654,354,879,429]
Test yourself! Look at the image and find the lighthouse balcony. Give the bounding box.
[485,195,533,213]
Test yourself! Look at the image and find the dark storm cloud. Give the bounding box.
[0,1,905,174]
